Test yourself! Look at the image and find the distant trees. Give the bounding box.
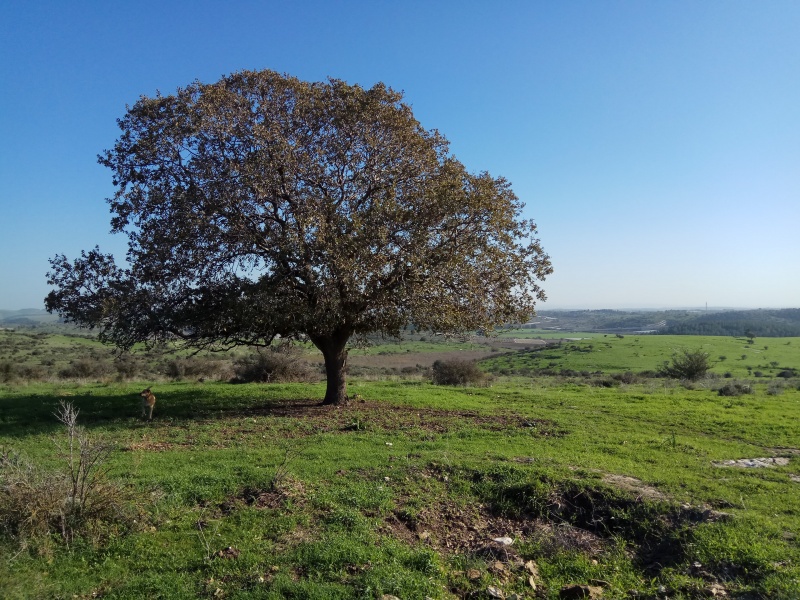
[662,309,800,337]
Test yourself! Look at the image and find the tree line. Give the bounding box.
[662,309,800,337]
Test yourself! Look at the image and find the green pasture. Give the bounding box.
[482,335,800,378]
[1,379,799,599]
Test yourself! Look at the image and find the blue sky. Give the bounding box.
[1,1,798,311]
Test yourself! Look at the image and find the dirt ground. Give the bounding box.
[347,350,501,369]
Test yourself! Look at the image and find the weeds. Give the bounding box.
[0,401,140,549]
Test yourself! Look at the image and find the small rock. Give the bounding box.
[704,583,728,597]
[524,559,539,577]
[487,586,505,599]
[216,546,240,559]
[492,536,514,546]
[381,595,401,600]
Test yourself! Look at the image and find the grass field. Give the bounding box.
[1,374,799,599]
[482,335,800,380]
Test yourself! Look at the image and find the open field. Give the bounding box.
[1,328,799,598]
[482,335,800,380]
[1,378,799,599]
[3,328,798,384]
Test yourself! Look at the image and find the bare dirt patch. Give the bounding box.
[124,441,193,452]
[235,399,566,439]
[380,493,604,561]
[601,474,668,501]
[348,350,499,369]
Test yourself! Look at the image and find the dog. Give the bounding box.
[140,388,156,420]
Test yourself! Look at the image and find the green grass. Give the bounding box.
[1,378,799,598]
[482,334,800,378]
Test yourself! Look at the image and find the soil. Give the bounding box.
[226,398,566,439]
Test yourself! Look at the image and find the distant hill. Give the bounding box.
[535,308,800,337]
[0,308,62,327]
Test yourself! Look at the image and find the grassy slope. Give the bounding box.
[0,380,799,598]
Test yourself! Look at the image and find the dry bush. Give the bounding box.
[0,402,142,549]
[431,359,490,386]
[0,361,47,383]
[164,356,231,381]
[717,381,753,397]
[232,347,317,383]
[58,358,114,380]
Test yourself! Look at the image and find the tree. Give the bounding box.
[46,70,551,404]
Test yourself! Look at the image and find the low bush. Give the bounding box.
[0,361,46,383]
[58,358,114,380]
[431,359,489,386]
[659,349,711,381]
[767,381,786,396]
[232,347,316,383]
[717,382,753,397]
[165,356,230,381]
[611,371,638,384]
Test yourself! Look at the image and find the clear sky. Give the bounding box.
[1,1,798,311]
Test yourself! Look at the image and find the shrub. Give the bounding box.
[165,356,228,381]
[232,347,316,383]
[0,402,141,548]
[767,381,786,396]
[1,361,47,383]
[611,371,637,384]
[58,358,113,380]
[431,359,489,386]
[659,349,711,381]
[114,354,146,379]
[717,382,753,397]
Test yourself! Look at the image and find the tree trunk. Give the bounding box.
[313,332,350,405]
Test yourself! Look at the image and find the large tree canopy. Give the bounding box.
[46,70,552,404]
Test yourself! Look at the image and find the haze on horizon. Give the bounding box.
[1,2,798,312]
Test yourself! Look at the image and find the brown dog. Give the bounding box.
[140,388,156,420]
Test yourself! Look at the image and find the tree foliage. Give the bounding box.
[46,70,551,404]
